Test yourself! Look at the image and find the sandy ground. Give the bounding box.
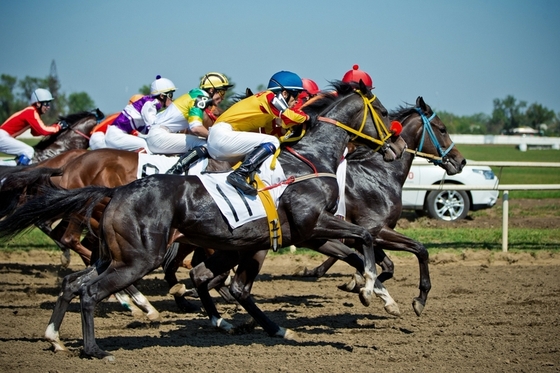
[0,248,559,373]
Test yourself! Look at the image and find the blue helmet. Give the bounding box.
[267,71,304,92]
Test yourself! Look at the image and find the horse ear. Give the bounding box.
[245,87,254,97]
[416,96,427,111]
[358,79,368,94]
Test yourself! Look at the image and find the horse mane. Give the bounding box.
[389,104,418,122]
[301,80,356,124]
[58,111,95,125]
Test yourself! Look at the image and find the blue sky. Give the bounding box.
[1,0,559,117]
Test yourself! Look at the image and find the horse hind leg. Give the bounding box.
[122,285,161,321]
[45,266,99,353]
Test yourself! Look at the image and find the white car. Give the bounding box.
[402,158,499,221]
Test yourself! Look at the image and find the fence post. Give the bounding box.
[502,190,509,252]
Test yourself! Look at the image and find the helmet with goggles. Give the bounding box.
[30,88,53,105]
[150,75,176,96]
[199,72,233,91]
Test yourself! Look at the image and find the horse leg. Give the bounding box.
[45,266,99,353]
[162,242,200,312]
[375,226,431,316]
[375,247,395,283]
[122,284,161,321]
[189,250,240,333]
[229,249,296,339]
[37,219,72,267]
[59,218,92,266]
[293,256,338,277]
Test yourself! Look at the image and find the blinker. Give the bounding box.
[390,121,402,136]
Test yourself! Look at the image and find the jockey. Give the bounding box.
[152,72,233,172]
[105,76,175,153]
[206,70,309,195]
[0,88,68,165]
[89,94,143,150]
[293,78,320,110]
[341,64,374,89]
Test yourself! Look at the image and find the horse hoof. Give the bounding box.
[169,283,187,297]
[147,310,161,322]
[292,266,307,277]
[384,302,401,316]
[412,298,425,316]
[339,278,357,293]
[102,355,116,362]
[131,307,145,320]
[60,251,71,268]
[276,327,298,341]
[359,288,372,307]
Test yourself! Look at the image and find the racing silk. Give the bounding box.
[154,88,208,133]
[112,96,162,134]
[0,106,61,137]
[216,91,308,132]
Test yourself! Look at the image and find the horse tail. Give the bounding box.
[0,184,115,242]
[0,167,63,219]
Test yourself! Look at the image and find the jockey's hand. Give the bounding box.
[59,120,69,130]
[195,96,213,110]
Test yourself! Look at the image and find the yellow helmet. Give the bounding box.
[199,72,233,90]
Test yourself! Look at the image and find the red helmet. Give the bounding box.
[342,64,374,89]
[302,78,320,96]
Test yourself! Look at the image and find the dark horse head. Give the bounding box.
[300,80,407,162]
[32,108,104,162]
[391,96,465,175]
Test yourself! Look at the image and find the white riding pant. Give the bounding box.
[105,125,150,153]
[146,126,206,155]
[89,132,107,150]
[0,129,34,159]
[207,122,280,163]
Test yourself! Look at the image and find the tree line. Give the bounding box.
[1,64,559,136]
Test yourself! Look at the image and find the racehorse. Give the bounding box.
[0,81,406,360]
[290,96,465,316]
[32,109,104,162]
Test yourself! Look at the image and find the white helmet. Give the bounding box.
[150,75,176,96]
[29,88,53,104]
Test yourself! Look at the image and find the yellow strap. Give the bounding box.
[254,175,282,251]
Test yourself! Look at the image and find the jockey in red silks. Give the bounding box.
[0,88,68,165]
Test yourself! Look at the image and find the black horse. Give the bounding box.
[292,96,466,316]
[0,81,406,360]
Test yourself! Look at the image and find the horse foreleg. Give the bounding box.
[162,242,200,312]
[231,249,296,339]
[122,285,161,321]
[45,266,98,353]
[376,226,431,316]
[293,255,338,278]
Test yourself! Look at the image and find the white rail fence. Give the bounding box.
[403,161,560,252]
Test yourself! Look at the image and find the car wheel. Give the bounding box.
[425,189,470,221]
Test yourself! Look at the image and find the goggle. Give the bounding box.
[41,101,51,107]
[216,89,227,98]
[288,90,301,100]
[165,91,174,99]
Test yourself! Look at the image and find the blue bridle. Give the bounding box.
[414,107,454,165]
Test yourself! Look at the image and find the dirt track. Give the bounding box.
[0,249,559,373]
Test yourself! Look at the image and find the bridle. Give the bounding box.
[406,107,454,165]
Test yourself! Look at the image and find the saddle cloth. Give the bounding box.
[137,153,288,229]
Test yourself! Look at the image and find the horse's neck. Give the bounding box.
[281,129,348,175]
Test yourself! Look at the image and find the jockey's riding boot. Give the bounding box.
[16,154,31,166]
[227,142,276,196]
[166,146,209,175]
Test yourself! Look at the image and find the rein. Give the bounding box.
[317,91,392,151]
[258,146,337,192]
[404,108,454,165]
